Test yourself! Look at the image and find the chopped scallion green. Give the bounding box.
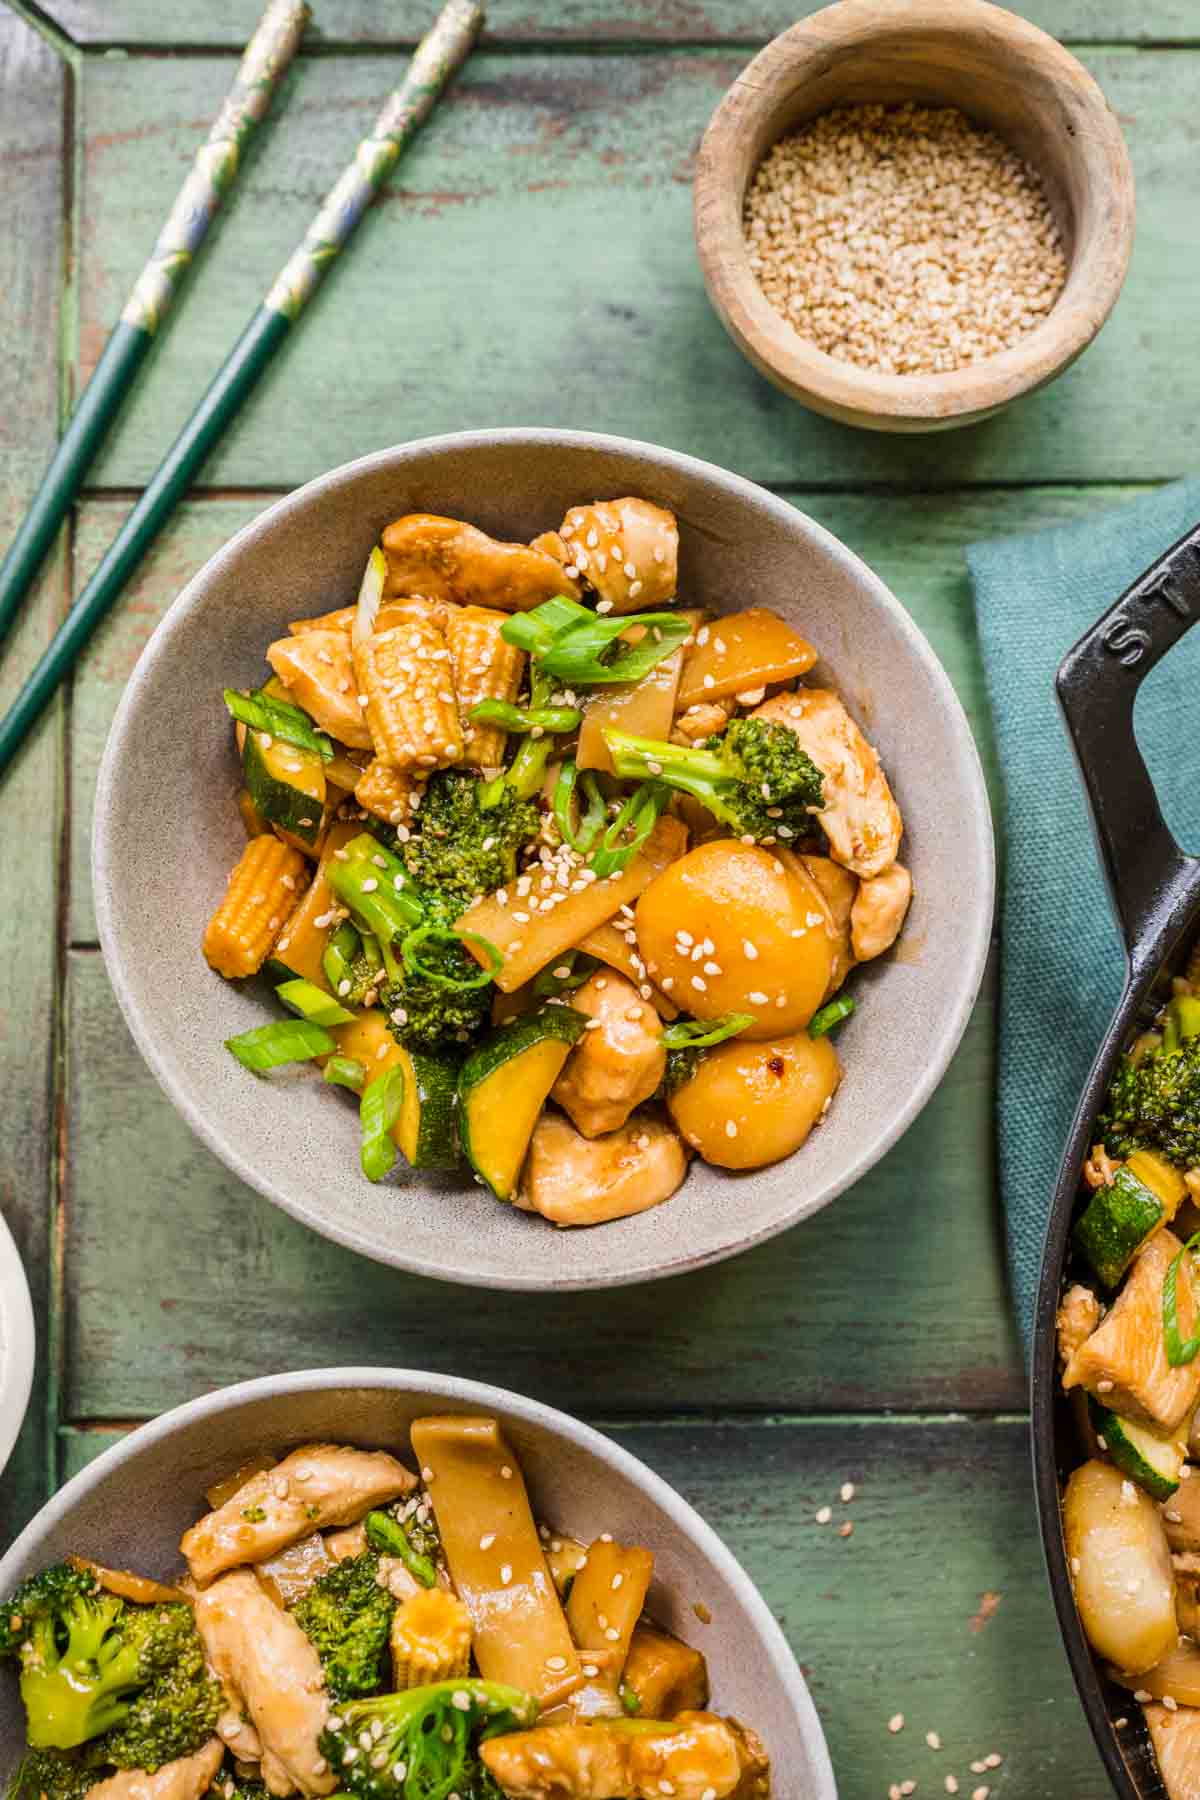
[359,1063,405,1182]
[225,1019,335,1072]
[809,996,856,1038]
[276,977,355,1027]
[223,687,333,761]
[661,1013,756,1051]
[323,1056,366,1092]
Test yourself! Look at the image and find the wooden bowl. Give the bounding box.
[693,0,1135,433]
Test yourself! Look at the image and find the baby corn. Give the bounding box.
[445,605,525,770]
[390,1587,472,1690]
[355,758,421,827]
[352,613,462,772]
[203,835,307,979]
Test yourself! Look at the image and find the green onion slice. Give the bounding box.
[223,687,332,761]
[589,782,668,879]
[470,698,582,735]
[501,596,595,657]
[553,759,607,855]
[400,923,503,990]
[359,1063,405,1182]
[323,1056,366,1092]
[225,1019,335,1072]
[1164,1230,1200,1365]
[661,1013,756,1051]
[501,601,691,687]
[809,995,856,1038]
[532,951,597,1000]
[275,977,356,1027]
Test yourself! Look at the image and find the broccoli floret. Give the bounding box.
[291,1552,394,1701]
[321,1681,538,1800]
[398,772,538,918]
[605,718,824,843]
[364,1504,440,1590]
[0,1567,209,1756]
[662,1045,705,1096]
[7,1747,95,1800]
[96,1611,221,1771]
[1099,1033,1200,1167]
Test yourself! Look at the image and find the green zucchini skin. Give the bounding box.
[1073,1166,1164,1290]
[1088,1399,1184,1501]
[242,729,325,848]
[400,1047,461,1170]
[459,1007,588,1201]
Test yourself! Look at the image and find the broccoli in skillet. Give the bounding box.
[365,1502,441,1590]
[1100,1003,1200,1168]
[398,770,539,919]
[604,718,824,844]
[7,1746,95,1800]
[291,1552,394,1701]
[0,1565,216,1757]
[320,1681,537,1800]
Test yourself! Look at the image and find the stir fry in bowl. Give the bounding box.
[1,1418,769,1800]
[1056,971,1200,1793]
[203,497,912,1224]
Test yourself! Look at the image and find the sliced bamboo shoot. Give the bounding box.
[577,611,703,774]
[566,1538,654,1676]
[576,924,679,1019]
[411,1414,581,1707]
[458,817,688,993]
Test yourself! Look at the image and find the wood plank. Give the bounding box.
[41,0,1200,47]
[76,47,1189,491]
[0,12,67,1544]
[56,1418,1108,1797]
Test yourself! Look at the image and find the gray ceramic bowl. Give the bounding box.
[93,429,994,1289]
[0,1368,836,1798]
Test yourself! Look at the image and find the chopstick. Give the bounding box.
[0,0,311,654]
[0,0,484,785]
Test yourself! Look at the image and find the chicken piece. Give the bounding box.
[670,699,734,746]
[265,631,374,751]
[518,1112,688,1227]
[794,852,856,998]
[1145,1701,1200,1797]
[85,1741,224,1800]
[1062,1230,1200,1432]
[194,1570,334,1797]
[751,689,902,879]
[216,1692,263,1762]
[182,1442,415,1584]
[621,1626,709,1719]
[533,499,678,617]
[381,514,579,612]
[1163,1474,1200,1552]
[551,971,666,1137]
[1057,1283,1102,1367]
[850,861,912,961]
[480,1714,749,1800]
[324,1522,367,1562]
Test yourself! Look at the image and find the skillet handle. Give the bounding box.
[1056,519,1200,972]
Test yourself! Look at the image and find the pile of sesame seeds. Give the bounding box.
[744,102,1067,377]
[885,1714,1005,1798]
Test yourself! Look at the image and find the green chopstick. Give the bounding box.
[0,0,484,784]
[0,0,310,655]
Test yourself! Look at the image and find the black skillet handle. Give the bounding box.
[1056,519,1200,975]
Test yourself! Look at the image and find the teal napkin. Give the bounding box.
[967,477,1200,1348]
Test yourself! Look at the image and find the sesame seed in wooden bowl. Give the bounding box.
[693,0,1135,433]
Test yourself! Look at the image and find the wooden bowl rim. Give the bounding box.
[692,0,1136,426]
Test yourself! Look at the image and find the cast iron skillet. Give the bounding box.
[1033,519,1200,1799]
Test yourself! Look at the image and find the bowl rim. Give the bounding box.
[92,426,995,1289]
[692,0,1136,428]
[0,1209,34,1483]
[0,1365,838,1800]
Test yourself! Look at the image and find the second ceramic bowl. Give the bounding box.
[93,428,994,1289]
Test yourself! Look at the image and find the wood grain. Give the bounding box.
[55,1418,1109,1797]
[37,0,1200,47]
[0,12,67,1543]
[74,47,1184,490]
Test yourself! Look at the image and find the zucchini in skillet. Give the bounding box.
[458,1009,587,1201]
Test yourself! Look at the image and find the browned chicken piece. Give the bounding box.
[85,1741,224,1800]
[266,632,374,750]
[1062,1231,1200,1432]
[480,1714,750,1800]
[216,1693,263,1762]
[533,499,678,616]
[355,759,420,827]
[519,1112,688,1227]
[1164,1475,1200,1552]
[670,699,735,746]
[793,852,856,999]
[850,862,912,961]
[324,1522,367,1561]
[1144,1702,1200,1797]
[182,1442,415,1584]
[194,1571,334,1797]
[1057,1282,1102,1366]
[551,971,666,1137]
[381,515,579,612]
[1178,1559,1200,1635]
[621,1625,709,1718]
[751,689,902,879]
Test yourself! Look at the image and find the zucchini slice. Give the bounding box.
[394,1045,461,1170]
[1090,1400,1186,1501]
[459,1008,587,1201]
[243,725,326,850]
[1073,1165,1168,1290]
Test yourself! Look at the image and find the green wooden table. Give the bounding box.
[1,1,1193,1789]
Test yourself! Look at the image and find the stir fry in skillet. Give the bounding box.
[1,1420,769,1800]
[202,498,912,1223]
[1059,970,1200,1794]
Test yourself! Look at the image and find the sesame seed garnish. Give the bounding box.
[841,1482,856,1502]
[501,1465,513,1479]
[926,1732,941,1750]
[500,1564,513,1586]
[596,599,614,614]
[360,877,378,893]
[725,1120,738,1138]
[816,1506,833,1525]
[945,1781,959,1796]
[451,1691,471,1712]
[545,1655,568,1671]
[838,1521,853,1538]
[421,1466,434,1482]
[605,1626,620,1641]
[611,1573,624,1590]
[479,1533,495,1550]
[888,1714,905,1734]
